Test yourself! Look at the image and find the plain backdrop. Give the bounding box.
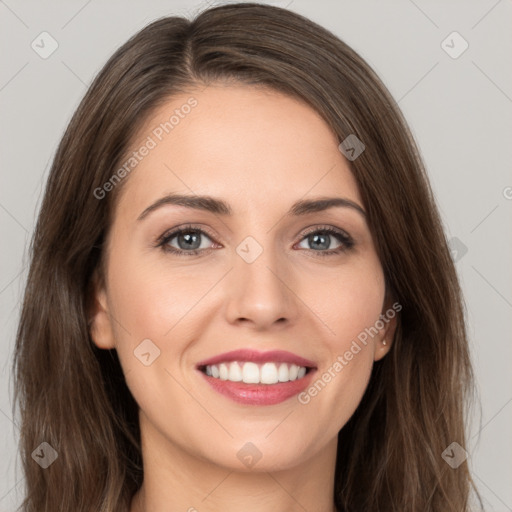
[1,0,511,510]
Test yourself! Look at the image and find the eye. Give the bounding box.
[157,224,218,256]
[295,226,354,256]
[156,224,354,257]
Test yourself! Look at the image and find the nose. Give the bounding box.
[223,239,300,331]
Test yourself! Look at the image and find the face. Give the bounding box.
[90,83,396,473]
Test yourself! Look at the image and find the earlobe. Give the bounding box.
[88,272,116,350]
[374,329,395,361]
[373,298,399,361]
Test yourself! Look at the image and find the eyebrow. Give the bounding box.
[137,193,366,221]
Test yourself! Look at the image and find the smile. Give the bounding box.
[196,349,317,405]
[202,361,308,384]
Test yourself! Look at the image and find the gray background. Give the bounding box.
[1,0,511,510]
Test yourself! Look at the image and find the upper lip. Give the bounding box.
[196,349,317,369]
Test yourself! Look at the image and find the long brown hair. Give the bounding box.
[13,3,483,510]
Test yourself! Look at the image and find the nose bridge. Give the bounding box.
[224,233,297,328]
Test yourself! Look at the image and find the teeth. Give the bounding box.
[203,361,309,384]
[278,363,289,382]
[242,362,260,383]
[228,361,243,382]
[261,362,279,384]
[219,363,229,380]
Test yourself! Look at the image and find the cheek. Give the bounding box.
[105,246,225,378]
[107,241,215,336]
[304,259,385,347]
[296,260,384,418]
[104,254,205,417]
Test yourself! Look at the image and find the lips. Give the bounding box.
[196,349,317,406]
[196,349,316,368]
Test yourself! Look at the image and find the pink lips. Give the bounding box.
[196,349,316,369]
[196,349,317,406]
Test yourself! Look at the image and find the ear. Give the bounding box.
[88,269,116,350]
[373,295,400,362]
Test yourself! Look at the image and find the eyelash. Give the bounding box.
[155,223,355,258]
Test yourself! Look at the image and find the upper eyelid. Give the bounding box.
[300,225,350,238]
[159,224,218,244]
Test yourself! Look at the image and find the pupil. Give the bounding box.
[179,231,200,250]
[310,233,329,250]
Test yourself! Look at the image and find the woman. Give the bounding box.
[13,3,482,511]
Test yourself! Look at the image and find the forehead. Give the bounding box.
[115,84,362,219]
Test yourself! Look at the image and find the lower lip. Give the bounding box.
[198,369,316,405]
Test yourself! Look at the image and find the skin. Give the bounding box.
[90,83,396,512]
